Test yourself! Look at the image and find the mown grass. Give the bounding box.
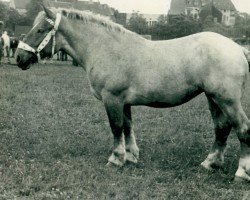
[0,60,250,199]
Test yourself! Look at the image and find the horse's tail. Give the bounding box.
[242,47,250,71]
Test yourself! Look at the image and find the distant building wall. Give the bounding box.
[221,9,235,26]
[125,13,163,27]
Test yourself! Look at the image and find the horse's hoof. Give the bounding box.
[108,153,125,167]
[201,160,214,171]
[126,151,138,164]
[234,176,250,183]
[106,162,113,167]
[201,158,223,171]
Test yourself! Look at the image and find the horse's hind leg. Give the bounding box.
[201,95,232,170]
[123,105,139,163]
[212,96,250,181]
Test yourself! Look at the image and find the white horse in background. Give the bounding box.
[1,31,10,63]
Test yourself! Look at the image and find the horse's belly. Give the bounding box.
[127,86,202,108]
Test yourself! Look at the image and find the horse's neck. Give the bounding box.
[60,20,142,70]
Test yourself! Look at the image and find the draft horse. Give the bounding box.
[15,7,250,182]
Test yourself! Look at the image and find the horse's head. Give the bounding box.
[16,7,61,70]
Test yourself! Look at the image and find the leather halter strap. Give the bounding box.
[17,13,61,61]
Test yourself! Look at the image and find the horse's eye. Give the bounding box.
[37,29,44,33]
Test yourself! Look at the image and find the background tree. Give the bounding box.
[150,15,168,40]
[0,2,9,23]
[5,8,21,33]
[202,15,233,37]
[127,11,148,35]
[0,2,21,33]
[164,15,202,39]
[234,14,250,38]
[25,0,43,25]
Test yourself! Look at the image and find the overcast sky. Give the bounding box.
[99,0,250,14]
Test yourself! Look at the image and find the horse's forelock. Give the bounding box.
[33,8,59,26]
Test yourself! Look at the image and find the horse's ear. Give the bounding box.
[42,5,56,20]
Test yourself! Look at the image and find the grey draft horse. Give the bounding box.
[15,7,250,182]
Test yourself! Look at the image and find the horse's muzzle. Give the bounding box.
[16,55,30,70]
[16,52,38,70]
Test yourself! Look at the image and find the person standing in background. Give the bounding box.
[1,31,10,64]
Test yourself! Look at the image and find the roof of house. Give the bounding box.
[48,0,114,16]
[169,0,236,15]
[13,0,31,10]
[73,1,114,16]
[212,0,236,11]
[200,2,222,22]
[50,2,74,9]
[168,0,186,15]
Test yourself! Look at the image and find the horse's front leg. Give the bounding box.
[6,47,10,63]
[124,105,139,163]
[103,92,126,166]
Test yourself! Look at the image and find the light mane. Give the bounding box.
[34,8,132,34]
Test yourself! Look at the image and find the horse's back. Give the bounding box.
[125,32,248,106]
[149,32,248,84]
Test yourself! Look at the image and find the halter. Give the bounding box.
[17,13,62,61]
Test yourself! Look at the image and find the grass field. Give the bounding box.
[0,60,250,199]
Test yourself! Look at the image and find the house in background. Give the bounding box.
[123,13,163,27]
[199,2,222,23]
[144,14,163,26]
[210,0,236,26]
[1,0,116,20]
[185,0,202,19]
[48,0,116,20]
[168,0,236,26]
[168,0,202,19]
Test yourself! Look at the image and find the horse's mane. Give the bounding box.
[34,8,131,34]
